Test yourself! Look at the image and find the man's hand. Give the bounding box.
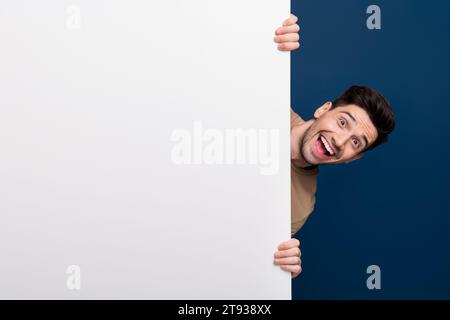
[274,238,302,278]
[274,14,300,51]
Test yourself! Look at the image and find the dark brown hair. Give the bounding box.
[331,85,395,151]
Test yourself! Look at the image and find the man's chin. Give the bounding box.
[312,157,345,166]
[304,153,337,166]
[302,153,321,166]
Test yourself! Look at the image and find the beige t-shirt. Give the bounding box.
[291,109,319,236]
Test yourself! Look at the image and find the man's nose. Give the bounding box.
[332,134,352,151]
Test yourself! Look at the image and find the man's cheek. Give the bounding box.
[341,153,357,164]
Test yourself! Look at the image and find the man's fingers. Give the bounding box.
[275,24,300,35]
[277,42,300,52]
[280,264,302,276]
[278,238,300,250]
[274,257,301,266]
[274,33,299,44]
[283,14,298,26]
[274,247,301,259]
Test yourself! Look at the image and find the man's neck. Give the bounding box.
[291,119,316,169]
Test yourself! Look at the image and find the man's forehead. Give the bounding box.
[333,104,378,144]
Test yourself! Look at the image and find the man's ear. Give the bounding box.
[345,152,364,164]
[313,101,333,119]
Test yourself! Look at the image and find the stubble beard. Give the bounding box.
[299,125,317,167]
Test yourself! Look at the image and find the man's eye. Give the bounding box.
[353,138,360,148]
[339,118,346,126]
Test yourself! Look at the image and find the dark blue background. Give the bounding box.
[291,0,450,299]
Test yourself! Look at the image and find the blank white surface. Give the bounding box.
[0,0,290,299]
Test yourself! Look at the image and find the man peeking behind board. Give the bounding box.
[273,14,395,278]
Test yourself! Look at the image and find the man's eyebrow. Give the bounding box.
[341,111,356,123]
[341,111,369,148]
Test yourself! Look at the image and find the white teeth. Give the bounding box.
[320,136,334,156]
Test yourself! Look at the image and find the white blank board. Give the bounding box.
[0,1,290,299]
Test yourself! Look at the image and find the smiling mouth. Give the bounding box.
[316,134,335,158]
